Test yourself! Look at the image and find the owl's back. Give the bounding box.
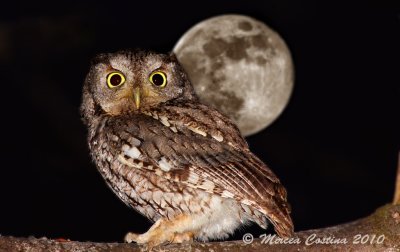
[87,99,293,238]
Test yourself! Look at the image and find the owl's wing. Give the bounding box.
[114,103,293,237]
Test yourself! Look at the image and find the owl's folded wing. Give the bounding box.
[115,110,293,237]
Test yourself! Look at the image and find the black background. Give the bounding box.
[2,0,399,242]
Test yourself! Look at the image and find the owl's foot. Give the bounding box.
[124,215,195,248]
[171,231,194,243]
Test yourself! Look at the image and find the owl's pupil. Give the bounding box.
[110,74,122,86]
[152,74,164,86]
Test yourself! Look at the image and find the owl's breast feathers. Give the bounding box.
[98,100,293,237]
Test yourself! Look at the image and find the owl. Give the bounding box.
[80,49,293,247]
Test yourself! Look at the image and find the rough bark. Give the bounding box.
[393,152,400,205]
[0,203,399,251]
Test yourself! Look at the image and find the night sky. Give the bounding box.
[2,1,399,243]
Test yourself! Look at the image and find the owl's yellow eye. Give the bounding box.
[149,71,167,88]
[107,72,126,88]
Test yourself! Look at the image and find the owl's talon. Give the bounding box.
[124,216,196,248]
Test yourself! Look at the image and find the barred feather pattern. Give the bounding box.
[87,99,293,239]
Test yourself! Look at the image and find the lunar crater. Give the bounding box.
[203,38,228,58]
[238,21,253,31]
[174,15,294,136]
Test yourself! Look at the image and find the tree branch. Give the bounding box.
[1,204,399,251]
[394,152,400,205]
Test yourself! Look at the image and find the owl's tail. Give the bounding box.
[259,179,294,238]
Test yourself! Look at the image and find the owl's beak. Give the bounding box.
[133,87,141,109]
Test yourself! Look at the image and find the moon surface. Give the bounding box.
[173,15,294,136]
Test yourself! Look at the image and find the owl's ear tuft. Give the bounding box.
[91,53,109,66]
[169,52,178,62]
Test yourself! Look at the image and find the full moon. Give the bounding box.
[173,15,294,136]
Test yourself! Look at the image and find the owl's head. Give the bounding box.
[81,50,196,125]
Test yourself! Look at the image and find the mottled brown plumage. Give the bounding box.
[80,50,293,247]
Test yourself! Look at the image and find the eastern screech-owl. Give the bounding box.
[80,50,293,247]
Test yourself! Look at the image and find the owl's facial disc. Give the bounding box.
[88,50,194,116]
